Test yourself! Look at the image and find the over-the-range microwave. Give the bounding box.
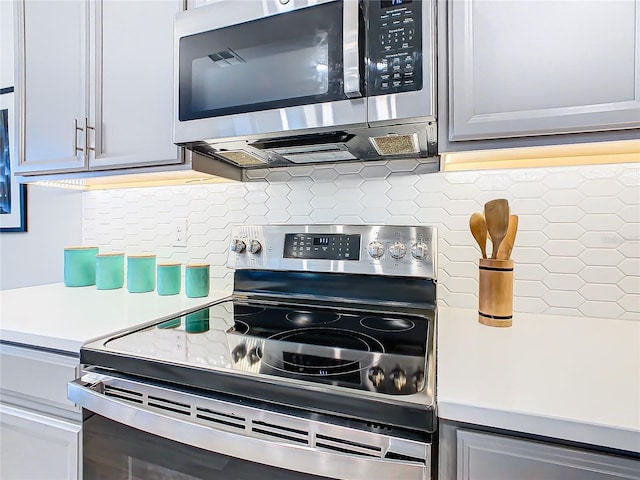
[174,0,437,180]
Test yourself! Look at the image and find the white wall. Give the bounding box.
[83,160,640,321]
[0,186,82,289]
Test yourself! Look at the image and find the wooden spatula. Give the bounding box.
[469,212,488,259]
[496,214,518,260]
[484,199,510,259]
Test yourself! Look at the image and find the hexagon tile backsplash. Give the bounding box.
[83,161,640,321]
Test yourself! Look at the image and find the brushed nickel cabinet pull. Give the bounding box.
[84,118,95,157]
[74,118,84,156]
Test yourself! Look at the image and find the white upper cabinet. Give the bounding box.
[15,0,88,173]
[88,0,182,170]
[15,0,183,175]
[446,0,640,143]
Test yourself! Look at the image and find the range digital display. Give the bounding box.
[381,0,412,7]
[283,233,360,260]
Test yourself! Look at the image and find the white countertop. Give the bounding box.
[0,283,231,353]
[1,284,638,454]
[437,306,640,454]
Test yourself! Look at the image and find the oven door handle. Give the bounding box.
[343,0,362,98]
[68,377,427,480]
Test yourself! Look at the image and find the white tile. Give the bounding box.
[619,241,640,258]
[578,231,624,248]
[540,223,585,240]
[618,295,640,313]
[287,165,315,177]
[440,292,478,309]
[310,182,339,196]
[542,170,583,190]
[439,260,477,278]
[541,274,585,291]
[542,206,585,223]
[386,159,420,172]
[578,301,625,319]
[513,230,548,247]
[309,167,339,182]
[359,164,391,179]
[513,296,547,313]
[310,209,338,223]
[542,290,585,308]
[579,178,624,197]
[265,195,291,210]
[310,195,338,209]
[578,249,624,267]
[542,189,585,206]
[359,209,392,224]
[579,196,624,214]
[287,202,314,216]
[442,199,479,216]
[579,214,624,232]
[386,200,419,216]
[619,186,640,205]
[619,258,640,276]
[266,171,292,183]
[579,266,624,284]
[513,264,547,281]
[414,207,450,225]
[542,240,585,257]
[619,276,640,295]
[442,277,477,294]
[516,247,555,265]
[513,280,548,298]
[508,181,548,199]
[333,174,364,189]
[541,256,585,274]
[334,163,364,174]
[618,168,640,187]
[265,210,291,223]
[617,204,640,223]
[580,284,624,302]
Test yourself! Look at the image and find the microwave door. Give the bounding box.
[174,0,366,145]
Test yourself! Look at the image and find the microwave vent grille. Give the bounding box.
[216,150,267,166]
[369,134,420,156]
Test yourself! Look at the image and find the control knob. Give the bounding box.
[367,241,385,259]
[248,239,262,254]
[230,239,246,254]
[389,242,407,260]
[368,367,385,387]
[390,369,407,391]
[411,242,430,260]
[248,347,262,365]
[412,370,425,391]
[231,344,247,363]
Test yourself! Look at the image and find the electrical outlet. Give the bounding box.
[173,219,188,247]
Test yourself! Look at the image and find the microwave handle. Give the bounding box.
[343,0,362,98]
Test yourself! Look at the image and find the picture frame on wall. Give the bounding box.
[0,87,27,233]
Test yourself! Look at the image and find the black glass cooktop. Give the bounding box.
[101,299,432,396]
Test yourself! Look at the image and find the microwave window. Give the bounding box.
[191,34,329,112]
[179,1,348,121]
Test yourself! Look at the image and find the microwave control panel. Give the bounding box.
[367,0,423,96]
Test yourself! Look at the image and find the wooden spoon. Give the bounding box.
[484,199,510,259]
[496,214,518,260]
[469,212,488,259]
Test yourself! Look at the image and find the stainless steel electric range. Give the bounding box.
[69,225,438,480]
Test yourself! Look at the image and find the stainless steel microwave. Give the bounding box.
[174,0,437,180]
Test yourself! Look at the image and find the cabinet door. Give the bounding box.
[457,429,640,480]
[88,0,183,170]
[0,404,80,480]
[448,0,640,141]
[15,0,88,174]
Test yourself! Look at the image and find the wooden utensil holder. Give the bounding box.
[478,258,514,327]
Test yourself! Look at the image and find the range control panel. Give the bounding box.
[227,225,437,279]
[367,0,423,96]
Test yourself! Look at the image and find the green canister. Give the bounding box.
[127,254,156,293]
[185,263,210,298]
[96,252,125,290]
[157,263,181,296]
[64,246,99,287]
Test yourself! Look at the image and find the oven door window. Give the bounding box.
[84,413,332,480]
[179,1,349,121]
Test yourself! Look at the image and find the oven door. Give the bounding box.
[69,373,430,480]
[173,0,366,145]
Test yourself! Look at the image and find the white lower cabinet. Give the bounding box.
[439,423,640,480]
[0,345,81,480]
[0,404,80,480]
